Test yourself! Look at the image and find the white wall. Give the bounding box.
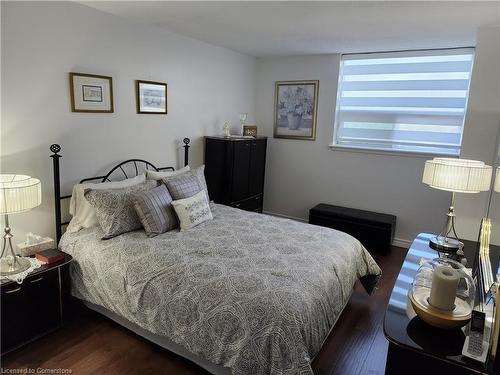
[255,55,450,246]
[455,26,500,245]
[1,1,256,242]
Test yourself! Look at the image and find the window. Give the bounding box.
[333,48,474,155]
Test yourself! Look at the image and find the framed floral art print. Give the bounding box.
[274,80,319,141]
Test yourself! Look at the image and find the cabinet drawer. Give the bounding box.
[230,194,263,212]
[1,268,61,354]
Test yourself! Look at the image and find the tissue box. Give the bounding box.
[17,237,55,256]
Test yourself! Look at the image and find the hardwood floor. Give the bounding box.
[2,246,407,375]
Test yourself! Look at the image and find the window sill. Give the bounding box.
[328,144,458,159]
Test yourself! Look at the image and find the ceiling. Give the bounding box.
[82,1,500,58]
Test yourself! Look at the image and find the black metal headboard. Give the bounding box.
[50,138,191,245]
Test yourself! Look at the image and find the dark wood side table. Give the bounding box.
[0,252,72,355]
[384,233,499,374]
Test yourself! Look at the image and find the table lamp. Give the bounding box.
[0,174,41,276]
[422,158,492,253]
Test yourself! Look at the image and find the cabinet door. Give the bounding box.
[25,269,61,339]
[204,139,226,203]
[248,140,267,197]
[1,283,31,353]
[231,141,251,202]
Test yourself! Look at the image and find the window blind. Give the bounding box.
[334,48,474,155]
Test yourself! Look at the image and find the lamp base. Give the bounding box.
[429,235,462,253]
[0,256,31,276]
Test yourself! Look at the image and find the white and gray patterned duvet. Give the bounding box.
[60,204,381,375]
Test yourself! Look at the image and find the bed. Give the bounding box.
[50,140,382,375]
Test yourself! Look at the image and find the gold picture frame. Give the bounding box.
[136,80,168,114]
[243,125,258,137]
[274,80,319,141]
[69,72,114,113]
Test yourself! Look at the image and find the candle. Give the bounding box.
[429,265,460,311]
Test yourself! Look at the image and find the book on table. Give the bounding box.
[35,249,64,264]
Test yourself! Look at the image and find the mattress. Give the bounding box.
[60,204,381,375]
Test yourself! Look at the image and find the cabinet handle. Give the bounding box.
[30,276,44,283]
[252,143,257,146]
[5,286,21,294]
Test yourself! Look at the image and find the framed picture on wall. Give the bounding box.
[274,80,319,141]
[136,80,167,114]
[69,72,114,113]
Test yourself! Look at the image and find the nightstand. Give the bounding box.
[0,252,72,355]
[384,233,500,374]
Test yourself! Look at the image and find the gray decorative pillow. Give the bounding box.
[191,165,210,201]
[133,185,177,237]
[162,172,201,200]
[84,180,157,239]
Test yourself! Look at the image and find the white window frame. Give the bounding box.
[331,48,475,157]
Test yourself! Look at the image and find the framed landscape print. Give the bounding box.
[274,80,319,140]
[136,80,167,114]
[69,72,113,113]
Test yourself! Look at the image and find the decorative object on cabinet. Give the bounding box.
[274,80,319,141]
[409,258,474,329]
[422,158,492,255]
[136,80,167,114]
[69,72,113,113]
[239,113,248,135]
[309,204,396,255]
[0,174,42,276]
[223,122,231,137]
[243,125,258,137]
[204,136,267,213]
[0,252,72,355]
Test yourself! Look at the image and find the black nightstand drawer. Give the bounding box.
[1,252,72,356]
[230,194,263,212]
[1,268,61,353]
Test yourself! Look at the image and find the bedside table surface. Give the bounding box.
[384,232,499,374]
[0,252,72,287]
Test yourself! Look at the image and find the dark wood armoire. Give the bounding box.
[204,136,267,213]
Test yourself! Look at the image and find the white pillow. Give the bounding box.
[67,174,146,233]
[171,190,213,231]
[146,166,190,180]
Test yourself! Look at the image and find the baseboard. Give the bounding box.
[263,210,410,249]
[391,237,411,249]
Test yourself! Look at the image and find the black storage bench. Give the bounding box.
[309,204,396,255]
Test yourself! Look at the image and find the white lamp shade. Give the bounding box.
[0,174,42,214]
[495,167,500,193]
[422,158,492,193]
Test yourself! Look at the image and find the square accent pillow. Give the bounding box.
[84,180,157,239]
[133,185,177,237]
[191,165,210,201]
[171,190,213,231]
[162,172,201,200]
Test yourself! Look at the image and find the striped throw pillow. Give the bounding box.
[133,185,178,237]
